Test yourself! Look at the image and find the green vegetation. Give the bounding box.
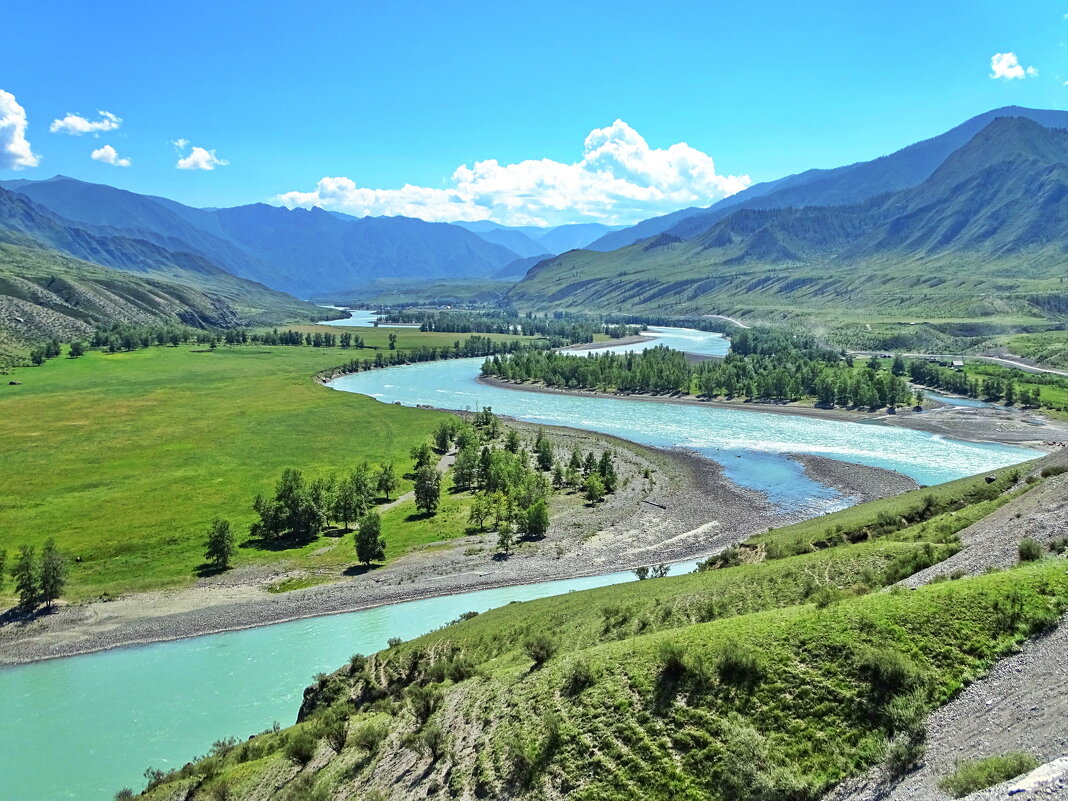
[137,461,1066,801]
[485,328,916,408]
[939,752,1040,797]
[383,309,641,343]
[0,327,543,600]
[1001,329,1068,369]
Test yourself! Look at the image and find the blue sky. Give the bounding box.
[2,0,1065,225]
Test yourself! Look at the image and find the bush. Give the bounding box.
[523,632,558,667]
[406,684,442,724]
[939,752,1040,797]
[716,641,763,688]
[562,659,599,696]
[351,719,390,753]
[1049,536,1068,555]
[1040,465,1067,478]
[280,774,329,801]
[284,730,317,765]
[1018,538,1044,562]
[658,640,688,679]
[114,791,135,801]
[856,647,922,699]
[811,585,842,608]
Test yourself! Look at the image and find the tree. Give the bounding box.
[497,521,514,555]
[68,341,86,358]
[524,499,550,539]
[535,432,554,471]
[204,518,236,571]
[468,493,492,531]
[332,479,361,531]
[38,540,66,610]
[0,550,5,592]
[356,512,386,565]
[411,442,434,470]
[891,354,907,376]
[433,420,456,453]
[414,465,441,515]
[584,473,605,503]
[12,545,38,610]
[388,333,397,350]
[504,429,521,454]
[453,444,480,489]
[598,451,618,493]
[376,463,398,500]
[582,451,597,476]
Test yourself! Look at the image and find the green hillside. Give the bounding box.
[135,462,1068,801]
[509,119,1067,335]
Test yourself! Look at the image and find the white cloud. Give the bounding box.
[0,89,39,170]
[989,52,1038,80]
[90,144,131,167]
[173,141,229,170]
[49,110,122,135]
[276,120,751,226]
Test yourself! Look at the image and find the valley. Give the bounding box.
[0,78,1065,801]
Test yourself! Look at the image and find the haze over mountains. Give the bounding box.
[0,105,1064,353]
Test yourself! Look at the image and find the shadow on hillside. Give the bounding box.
[194,562,230,579]
[0,605,53,629]
[342,564,379,577]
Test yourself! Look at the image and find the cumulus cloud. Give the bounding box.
[277,120,751,226]
[90,144,131,167]
[0,89,40,170]
[173,140,229,170]
[50,110,122,135]
[989,52,1037,80]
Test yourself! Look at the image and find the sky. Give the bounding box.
[2,0,1065,226]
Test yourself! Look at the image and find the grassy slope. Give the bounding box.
[137,465,1066,801]
[0,327,533,599]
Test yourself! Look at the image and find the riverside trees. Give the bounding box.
[482,328,918,409]
[6,540,67,612]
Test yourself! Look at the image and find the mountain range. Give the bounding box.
[508,114,1068,323]
[1,105,1064,352]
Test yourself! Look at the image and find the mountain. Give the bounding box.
[456,220,625,255]
[0,234,247,354]
[495,253,553,280]
[451,221,548,258]
[2,178,524,297]
[209,204,519,296]
[0,186,329,342]
[509,117,1068,322]
[587,106,1068,251]
[534,222,624,253]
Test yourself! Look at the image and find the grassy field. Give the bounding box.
[0,327,538,600]
[138,462,1067,801]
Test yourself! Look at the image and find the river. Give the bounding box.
[0,327,1039,801]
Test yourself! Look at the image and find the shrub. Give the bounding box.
[406,685,441,724]
[1049,536,1068,555]
[562,659,599,696]
[716,640,763,688]
[658,640,688,679]
[284,730,317,765]
[1018,538,1043,562]
[387,636,403,648]
[280,774,329,801]
[351,719,390,753]
[856,647,922,699]
[523,633,558,667]
[811,585,842,608]
[1040,465,1067,478]
[114,790,135,801]
[939,752,1040,798]
[318,710,348,752]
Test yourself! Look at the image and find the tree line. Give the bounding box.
[380,309,641,344]
[482,328,918,409]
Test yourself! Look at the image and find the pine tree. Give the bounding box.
[12,545,38,611]
[355,512,386,566]
[205,519,236,571]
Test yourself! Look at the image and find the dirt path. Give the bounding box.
[378,451,455,512]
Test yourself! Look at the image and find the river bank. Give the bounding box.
[0,421,916,666]
[476,375,1068,447]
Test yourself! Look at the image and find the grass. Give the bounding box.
[939,752,1040,797]
[138,464,1067,801]
[0,327,533,599]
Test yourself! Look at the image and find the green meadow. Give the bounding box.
[0,327,537,600]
